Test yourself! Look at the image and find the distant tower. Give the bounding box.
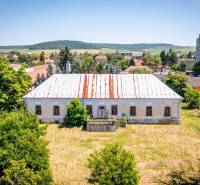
[196,34,200,62]
[65,61,71,73]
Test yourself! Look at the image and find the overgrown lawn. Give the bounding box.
[45,108,200,185]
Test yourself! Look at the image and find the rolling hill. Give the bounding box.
[0,40,194,52]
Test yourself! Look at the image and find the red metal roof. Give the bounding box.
[24,74,182,99]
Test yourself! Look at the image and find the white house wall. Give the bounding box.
[25,98,181,124]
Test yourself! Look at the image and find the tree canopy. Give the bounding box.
[160,49,178,67]
[185,87,200,109]
[59,47,73,73]
[142,53,161,66]
[0,110,53,185]
[0,59,31,111]
[163,72,188,97]
[192,61,200,76]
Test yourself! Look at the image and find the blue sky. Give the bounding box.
[0,0,199,46]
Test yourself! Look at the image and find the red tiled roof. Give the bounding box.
[188,76,200,88]
[195,87,200,92]
[26,64,48,83]
[135,59,143,66]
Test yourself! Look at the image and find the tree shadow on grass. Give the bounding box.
[57,122,87,131]
[158,171,200,185]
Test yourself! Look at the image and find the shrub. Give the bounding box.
[0,160,41,185]
[87,143,139,185]
[66,99,87,126]
[185,87,200,109]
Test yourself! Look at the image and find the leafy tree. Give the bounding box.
[39,51,45,63]
[142,54,161,66]
[192,61,200,76]
[71,60,82,73]
[105,63,120,74]
[120,59,129,70]
[0,110,53,185]
[0,59,31,111]
[87,143,139,185]
[81,55,96,73]
[59,47,73,73]
[163,72,187,97]
[172,61,186,72]
[66,99,87,126]
[18,54,31,63]
[130,66,153,74]
[47,64,53,78]
[167,49,178,67]
[185,87,200,109]
[0,160,41,185]
[96,62,106,74]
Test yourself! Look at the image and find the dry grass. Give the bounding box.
[45,109,200,185]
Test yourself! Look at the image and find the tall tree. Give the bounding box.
[129,58,135,66]
[0,59,31,111]
[39,51,45,63]
[160,50,168,66]
[0,110,53,185]
[47,64,53,78]
[59,47,73,73]
[142,53,161,66]
[163,72,187,97]
[81,55,96,73]
[167,49,178,67]
[187,51,192,59]
[192,61,200,76]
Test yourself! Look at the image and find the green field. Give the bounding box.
[45,108,200,185]
[0,46,195,55]
[0,48,117,55]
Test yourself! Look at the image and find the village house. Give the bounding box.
[24,74,182,124]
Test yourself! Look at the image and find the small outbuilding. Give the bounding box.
[24,74,182,124]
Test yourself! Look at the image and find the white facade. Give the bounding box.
[25,98,181,124]
[24,74,182,124]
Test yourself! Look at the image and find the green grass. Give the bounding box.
[182,108,200,132]
[45,108,200,185]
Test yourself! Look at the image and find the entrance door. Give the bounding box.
[98,106,106,118]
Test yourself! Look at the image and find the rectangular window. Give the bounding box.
[130,106,136,116]
[35,105,42,115]
[164,106,171,117]
[111,105,118,115]
[86,105,93,116]
[53,106,60,116]
[146,106,152,116]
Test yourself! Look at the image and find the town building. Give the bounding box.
[94,55,108,63]
[24,74,182,124]
[188,76,200,92]
[196,34,200,62]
